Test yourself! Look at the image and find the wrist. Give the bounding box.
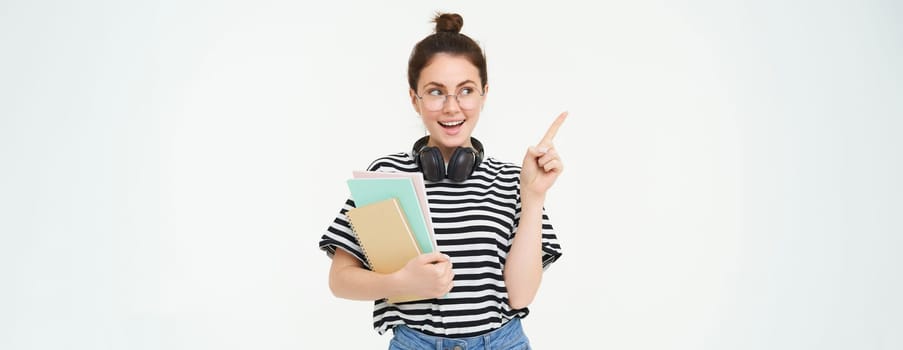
[520,190,546,208]
[386,269,407,297]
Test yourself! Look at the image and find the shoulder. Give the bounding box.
[476,156,521,180]
[365,152,419,172]
[481,156,520,171]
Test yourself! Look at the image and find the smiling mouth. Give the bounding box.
[440,120,464,128]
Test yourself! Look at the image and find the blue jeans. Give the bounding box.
[388,318,531,350]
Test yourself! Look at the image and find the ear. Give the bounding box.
[480,84,489,109]
[409,88,421,115]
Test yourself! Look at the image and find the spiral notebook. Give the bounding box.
[345,197,425,304]
[352,170,437,251]
[346,176,436,255]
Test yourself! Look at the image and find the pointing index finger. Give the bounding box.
[540,111,568,146]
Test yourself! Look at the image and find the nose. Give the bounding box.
[442,94,461,113]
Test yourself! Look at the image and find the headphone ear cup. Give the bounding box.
[447,147,476,182]
[418,147,446,182]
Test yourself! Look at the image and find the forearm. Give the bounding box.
[503,195,545,309]
[329,250,401,301]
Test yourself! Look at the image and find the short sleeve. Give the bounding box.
[318,198,370,268]
[513,206,563,270]
[538,209,563,269]
[537,209,563,269]
[318,154,412,268]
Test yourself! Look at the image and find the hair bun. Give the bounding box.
[433,13,463,33]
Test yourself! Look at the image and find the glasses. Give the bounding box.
[415,86,484,111]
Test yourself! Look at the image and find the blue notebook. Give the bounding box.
[347,177,436,254]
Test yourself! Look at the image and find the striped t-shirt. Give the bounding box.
[318,152,563,338]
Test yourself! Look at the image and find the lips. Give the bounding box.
[437,119,465,136]
[439,120,464,127]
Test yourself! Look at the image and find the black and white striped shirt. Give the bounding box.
[319,152,563,338]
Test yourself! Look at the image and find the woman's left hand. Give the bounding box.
[520,112,568,200]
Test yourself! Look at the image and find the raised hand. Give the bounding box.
[520,112,567,200]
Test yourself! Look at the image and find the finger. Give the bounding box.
[539,111,568,146]
[542,159,563,173]
[443,267,455,281]
[439,263,455,281]
[443,273,455,287]
[537,149,558,167]
[440,264,454,280]
[433,261,449,275]
[527,146,548,158]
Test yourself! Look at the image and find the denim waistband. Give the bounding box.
[390,318,530,350]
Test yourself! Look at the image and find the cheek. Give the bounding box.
[464,110,481,122]
[420,110,442,122]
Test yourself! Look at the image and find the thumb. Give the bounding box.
[420,251,450,264]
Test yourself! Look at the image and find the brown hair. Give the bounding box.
[407,13,488,92]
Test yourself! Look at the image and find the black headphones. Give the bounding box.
[412,136,484,182]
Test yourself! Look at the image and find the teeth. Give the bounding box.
[440,120,464,127]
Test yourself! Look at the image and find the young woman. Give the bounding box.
[319,12,567,350]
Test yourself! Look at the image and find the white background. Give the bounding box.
[2,0,901,349]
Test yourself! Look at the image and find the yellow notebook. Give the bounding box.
[346,197,425,304]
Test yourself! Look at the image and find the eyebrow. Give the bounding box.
[421,80,478,90]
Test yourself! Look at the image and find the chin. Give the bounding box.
[432,134,470,148]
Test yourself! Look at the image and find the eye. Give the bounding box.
[427,89,444,96]
[459,87,475,96]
